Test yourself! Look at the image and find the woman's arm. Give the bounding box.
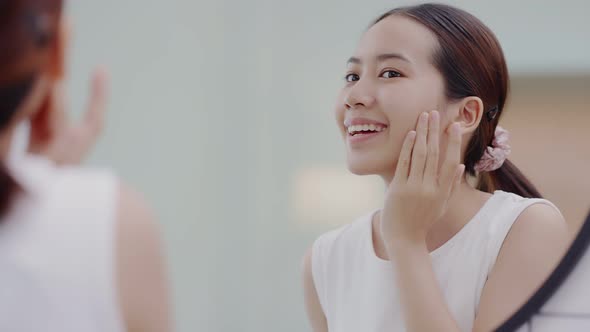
[302,247,329,332]
[388,205,569,332]
[117,183,174,332]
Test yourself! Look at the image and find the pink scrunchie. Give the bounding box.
[474,126,511,173]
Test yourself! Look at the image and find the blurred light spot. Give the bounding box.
[291,165,384,229]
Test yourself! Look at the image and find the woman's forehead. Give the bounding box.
[352,15,439,65]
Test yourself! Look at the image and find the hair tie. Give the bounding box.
[474,126,511,172]
[486,105,499,121]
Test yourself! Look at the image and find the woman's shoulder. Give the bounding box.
[475,193,570,331]
[116,182,159,243]
[116,182,172,332]
[491,190,564,220]
[479,190,566,239]
[508,195,568,241]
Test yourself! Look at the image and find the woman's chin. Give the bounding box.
[347,166,374,176]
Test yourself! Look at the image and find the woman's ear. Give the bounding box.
[455,97,484,135]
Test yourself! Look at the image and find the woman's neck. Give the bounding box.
[372,179,492,260]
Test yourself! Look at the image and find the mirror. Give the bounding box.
[7,2,582,332]
[498,210,590,331]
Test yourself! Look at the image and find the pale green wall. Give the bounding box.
[59,1,590,331]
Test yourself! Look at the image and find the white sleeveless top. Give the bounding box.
[312,190,560,332]
[0,155,124,332]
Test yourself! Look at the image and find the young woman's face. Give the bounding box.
[335,15,453,179]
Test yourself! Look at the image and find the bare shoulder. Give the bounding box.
[473,201,570,332]
[116,182,172,332]
[511,201,569,239]
[495,201,570,276]
[117,182,160,243]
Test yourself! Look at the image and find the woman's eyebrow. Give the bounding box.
[347,53,412,65]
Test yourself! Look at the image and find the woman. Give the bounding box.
[0,1,172,331]
[302,3,570,332]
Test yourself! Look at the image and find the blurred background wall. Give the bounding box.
[58,1,590,331]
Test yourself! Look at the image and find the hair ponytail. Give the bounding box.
[477,159,542,198]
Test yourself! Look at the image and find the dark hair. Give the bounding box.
[374,3,542,198]
[0,0,63,217]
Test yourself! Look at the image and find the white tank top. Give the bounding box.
[0,155,124,332]
[312,190,560,332]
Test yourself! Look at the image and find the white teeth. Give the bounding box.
[346,124,387,135]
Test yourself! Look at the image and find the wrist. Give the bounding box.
[385,234,427,257]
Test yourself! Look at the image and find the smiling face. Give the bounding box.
[335,15,456,180]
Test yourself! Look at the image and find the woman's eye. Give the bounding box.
[380,70,402,78]
[345,73,360,82]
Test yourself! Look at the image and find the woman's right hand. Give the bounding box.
[27,67,109,165]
